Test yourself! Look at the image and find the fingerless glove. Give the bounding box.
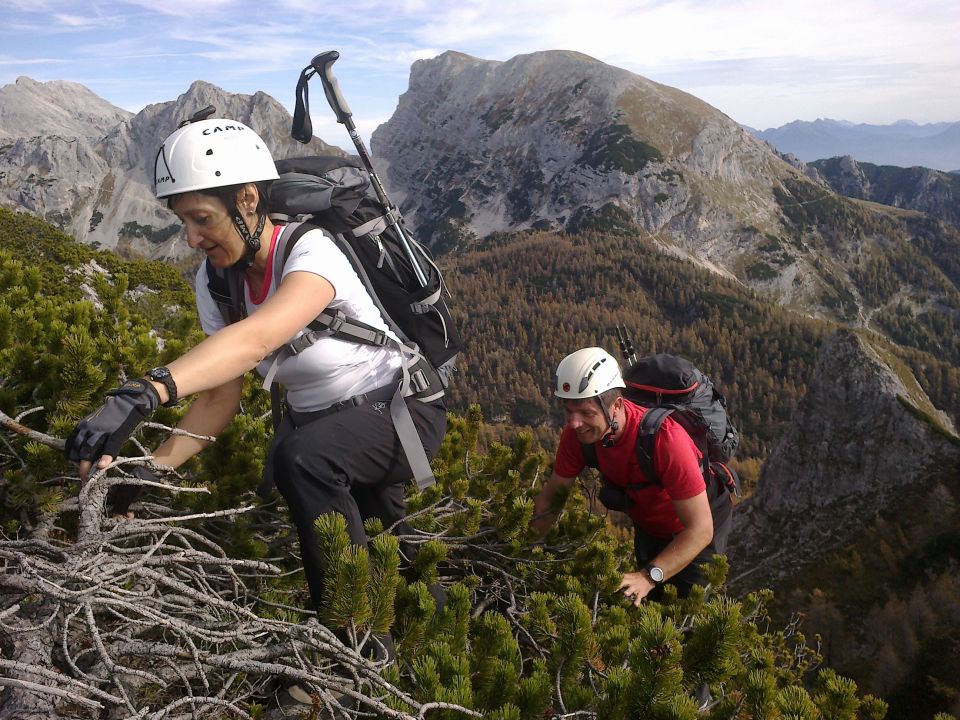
[65,379,160,462]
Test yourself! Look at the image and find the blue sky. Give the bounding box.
[2,0,959,151]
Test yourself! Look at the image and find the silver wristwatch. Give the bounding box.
[645,564,665,585]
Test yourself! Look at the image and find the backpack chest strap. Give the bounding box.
[287,310,390,355]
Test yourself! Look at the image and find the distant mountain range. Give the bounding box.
[2,59,959,333]
[750,118,960,171]
[0,76,341,263]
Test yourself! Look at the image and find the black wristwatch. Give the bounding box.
[645,564,665,585]
[145,366,178,407]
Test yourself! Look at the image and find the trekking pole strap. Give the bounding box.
[306,51,430,288]
[292,66,315,144]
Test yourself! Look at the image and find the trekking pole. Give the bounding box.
[616,325,638,365]
[302,50,429,288]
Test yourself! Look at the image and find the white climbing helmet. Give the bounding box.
[555,347,625,400]
[154,118,279,199]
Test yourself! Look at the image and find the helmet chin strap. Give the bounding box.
[230,209,265,270]
[599,397,619,448]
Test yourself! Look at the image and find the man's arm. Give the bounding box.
[618,490,714,604]
[530,470,576,535]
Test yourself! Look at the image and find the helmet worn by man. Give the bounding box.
[555,347,626,400]
[153,118,278,199]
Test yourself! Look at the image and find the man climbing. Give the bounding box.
[530,347,733,603]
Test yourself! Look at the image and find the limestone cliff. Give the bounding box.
[3,58,960,337]
[809,155,960,229]
[373,50,792,267]
[0,79,344,261]
[371,51,960,330]
[728,328,960,592]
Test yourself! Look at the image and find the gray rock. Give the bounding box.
[728,329,960,591]
[372,50,792,263]
[0,78,346,260]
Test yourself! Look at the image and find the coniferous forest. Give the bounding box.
[1,206,959,719]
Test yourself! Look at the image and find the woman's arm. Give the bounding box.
[150,377,244,470]
[148,271,334,404]
[77,271,333,479]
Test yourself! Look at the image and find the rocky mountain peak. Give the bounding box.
[728,329,960,591]
[372,49,797,261]
[0,78,342,261]
[370,49,960,334]
[0,76,132,139]
[808,155,960,229]
[3,54,959,336]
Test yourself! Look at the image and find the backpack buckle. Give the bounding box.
[288,331,321,356]
[326,310,346,334]
[410,368,429,394]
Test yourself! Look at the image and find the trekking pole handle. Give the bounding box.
[310,50,429,288]
[311,51,353,125]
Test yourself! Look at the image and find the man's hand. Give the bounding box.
[65,379,160,480]
[529,471,575,536]
[619,571,657,606]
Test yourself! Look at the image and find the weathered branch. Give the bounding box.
[0,676,103,710]
[0,408,64,450]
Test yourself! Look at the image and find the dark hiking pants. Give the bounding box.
[634,482,733,600]
[271,395,446,609]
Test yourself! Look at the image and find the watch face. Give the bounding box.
[648,566,664,583]
[150,367,170,379]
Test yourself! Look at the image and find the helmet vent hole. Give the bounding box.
[206,149,214,155]
[215,171,221,176]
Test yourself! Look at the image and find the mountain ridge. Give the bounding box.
[0,76,133,138]
[374,49,791,253]
[2,57,959,369]
[370,50,960,347]
[728,327,960,708]
[807,155,960,229]
[0,77,343,262]
[752,118,960,171]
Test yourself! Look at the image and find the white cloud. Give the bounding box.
[52,13,102,28]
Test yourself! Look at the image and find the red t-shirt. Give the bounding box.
[553,400,705,538]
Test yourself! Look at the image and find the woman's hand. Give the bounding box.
[65,379,160,479]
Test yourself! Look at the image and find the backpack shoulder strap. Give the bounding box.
[579,407,671,483]
[580,441,598,469]
[265,221,439,491]
[205,258,245,325]
[635,406,674,486]
[275,222,395,352]
[273,221,312,288]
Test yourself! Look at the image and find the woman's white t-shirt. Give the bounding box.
[195,225,403,412]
